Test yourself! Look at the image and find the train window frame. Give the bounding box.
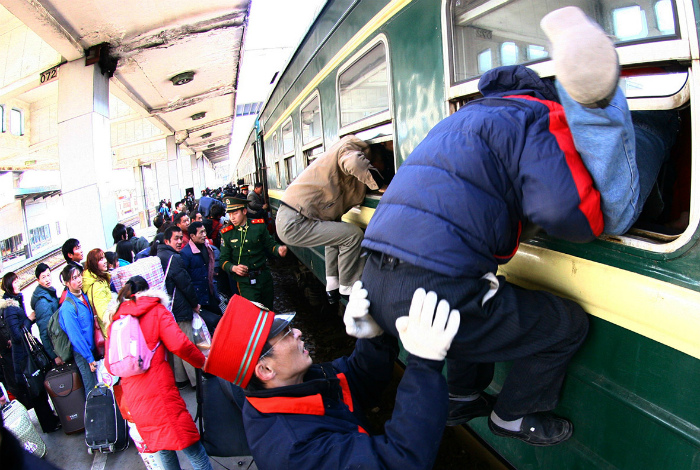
[304,145,325,167]
[301,92,324,150]
[336,35,393,136]
[0,105,4,132]
[441,0,695,101]
[441,0,700,255]
[281,118,294,155]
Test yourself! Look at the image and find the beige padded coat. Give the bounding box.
[281,135,379,221]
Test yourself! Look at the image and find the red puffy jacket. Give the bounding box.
[107,290,205,452]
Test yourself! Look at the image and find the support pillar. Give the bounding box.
[57,59,117,251]
[166,135,181,203]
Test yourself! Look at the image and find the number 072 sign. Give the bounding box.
[39,65,60,84]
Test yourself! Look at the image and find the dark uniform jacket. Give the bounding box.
[363,65,604,278]
[156,244,199,322]
[243,335,448,470]
[219,219,282,284]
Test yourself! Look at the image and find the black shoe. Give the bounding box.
[488,412,573,446]
[45,422,62,433]
[446,392,497,426]
[176,381,189,390]
[326,289,340,305]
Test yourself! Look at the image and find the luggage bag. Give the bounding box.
[85,384,129,454]
[44,361,85,434]
[0,383,46,458]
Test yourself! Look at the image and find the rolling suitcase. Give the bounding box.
[44,361,85,434]
[0,383,46,458]
[85,384,129,454]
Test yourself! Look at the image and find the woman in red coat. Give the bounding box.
[107,276,212,470]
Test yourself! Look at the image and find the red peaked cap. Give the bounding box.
[204,295,276,387]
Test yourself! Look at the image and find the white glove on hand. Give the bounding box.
[344,281,384,338]
[395,288,460,361]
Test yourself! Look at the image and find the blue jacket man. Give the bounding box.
[361,65,599,446]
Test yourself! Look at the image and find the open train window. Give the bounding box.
[281,118,296,186]
[337,37,391,134]
[301,93,324,167]
[447,0,680,87]
[265,130,280,187]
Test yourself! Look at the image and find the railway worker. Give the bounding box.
[219,197,287,309]
[276,135,385,304]
[204,286,460,470]
[356,7,678,447]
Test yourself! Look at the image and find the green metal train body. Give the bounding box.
[234,0,700,468]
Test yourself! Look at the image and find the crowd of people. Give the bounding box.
[0,8,684,470]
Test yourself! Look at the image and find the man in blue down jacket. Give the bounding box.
[360,38,616,446]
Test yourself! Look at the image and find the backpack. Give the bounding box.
[48,296,75,362]
[106,314,160,378]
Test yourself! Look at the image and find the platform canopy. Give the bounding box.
[0,0,250,169]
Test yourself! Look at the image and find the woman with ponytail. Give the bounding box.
[83,248,114,337]
[107,276,211,470]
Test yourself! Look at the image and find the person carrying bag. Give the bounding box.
[20,325,52,399]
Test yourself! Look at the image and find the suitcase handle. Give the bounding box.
[46,365,77,397]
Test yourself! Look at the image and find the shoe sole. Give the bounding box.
[488,419,574,446]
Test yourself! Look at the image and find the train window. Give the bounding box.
[10,108,23,136]
[448,0,680,86]
[338,39,390,130]
[275,161,281,188]
[301,94,322,146]
[282,118,294,155]
[284,156,297,184]
[304,145,324,167]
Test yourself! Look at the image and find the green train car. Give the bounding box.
[234,0,700,468]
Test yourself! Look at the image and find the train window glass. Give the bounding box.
[304,145,324,167]
[301,95,322,145]
[10,109,23,136]
[275,161,281,187]
[284,156,297,184]
[282,119,294,155]
[448,0,680,85]
[338,42,389,128]
[500,42,518,66]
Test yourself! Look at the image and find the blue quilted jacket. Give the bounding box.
[363,65,603,278]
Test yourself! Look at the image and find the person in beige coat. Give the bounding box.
[277,135,385,303]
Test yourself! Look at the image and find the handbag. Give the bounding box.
[20,327,51,398]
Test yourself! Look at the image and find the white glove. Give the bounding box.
[344,281,384,338]
[395,288,460,361]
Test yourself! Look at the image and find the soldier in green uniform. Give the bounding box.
[220,197,288,309]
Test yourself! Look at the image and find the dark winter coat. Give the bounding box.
[30,285,59,360]
[363,65,604,278]
[107,290,205,451]
[1,295,32,383]
[243,335,448,470]
[156,244,199,322]
[179,240,217,306]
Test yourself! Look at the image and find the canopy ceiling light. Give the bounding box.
[201,132,212,139]
[208,144,215,148]
[170,71,195,86]
[191,112,206,120]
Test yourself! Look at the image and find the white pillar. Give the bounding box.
[166,135,181,203]
[155,159,170,203]
[57,59,117,251]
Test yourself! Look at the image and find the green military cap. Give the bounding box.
[224,196,248,212]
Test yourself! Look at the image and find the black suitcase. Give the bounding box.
[85,384,129,454]
[44,362,85,434]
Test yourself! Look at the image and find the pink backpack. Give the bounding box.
[107,314,160,378]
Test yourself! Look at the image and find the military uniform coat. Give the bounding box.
[219,218,282,308]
